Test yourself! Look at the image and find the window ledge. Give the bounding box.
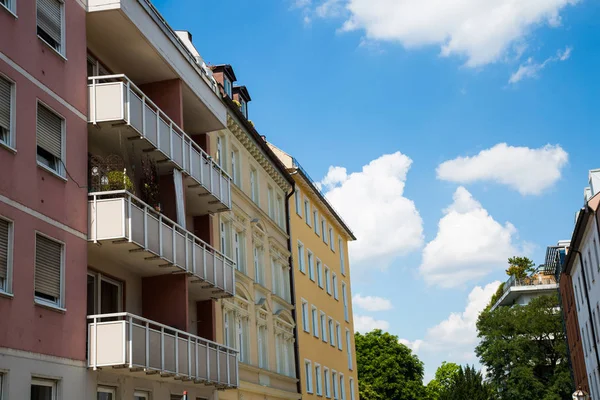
[37,36,67,61]
[0,290,14,299]
[37,162,67,182]
[0,141,16,154]
[0,3,17,18]
[34,298,66,313]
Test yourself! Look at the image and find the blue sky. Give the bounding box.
[155,0,600,381]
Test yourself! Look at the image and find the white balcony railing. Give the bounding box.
[88,74,231,211]
[88,313,238,388]
[88,190,235,297]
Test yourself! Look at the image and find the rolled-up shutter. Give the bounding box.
[37,104,62,159]
[0,219,9,281]
[35,234,62,301]
[0,76,11,134]
[37,0,62,47]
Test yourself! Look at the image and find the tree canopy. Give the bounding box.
[355,329,426,400]
[476,294,572,400]
[505,256,535,280]
[426,363,491,400]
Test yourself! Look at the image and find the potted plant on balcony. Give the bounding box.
[101,169,135,193]
[141,155,161,212]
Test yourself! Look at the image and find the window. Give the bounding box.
[342,282,348,321]
[224,77,232,97]
[325,267,331,294]
[340,374,345,400]
[37,0,64,54]
[276,194,284,228]
[216,135,223,166]
[231,149,240,186]
[312,306,319,338]
[322,219,328,244]
[308,251,315,281]
[332,371,338,400]
[329,318,335,346]
[0,75,14,148]
[317,259,323,288]
[324,368,331,398]
[258,324,268,369]
[302,300,310,332]
[31,378,57,400]
[268,185,274,218]
[336,322,342,350]
[240,99,247,118]
[0,217,13,294]
[35,233,64,308]
[305,360,313,393]
[329,228,335,251]
[304,198,311,226]
[587,323,593,356]
[234,231,246,273]
[314,210,320,235]
[295,188,302,216]
[134,392,149,400]
[237,317,249,363]
[224,310,235,348]
[585,256,592,288]
[321,312,327,342]
[339,237,345,275]
[346,330,353,369]
[254,246,264,285]
[97,386,116,400]
[590,250,596,282]
[220,219,231,257]
[1,0,15,14]
[87,272,123,315]
[250,167,258,203]
[332,273,338,300]
[349,378,355,400]
[37,103,64,176]
[298,242,305,273]
[316,364,323,396]
[595,238,600,273]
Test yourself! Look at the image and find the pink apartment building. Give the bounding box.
[0,0,242,399]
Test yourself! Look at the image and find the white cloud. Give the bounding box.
[296,0,579,67]
[315,0,344,18]
[353,294,393,311]
[509,46,573,83]
[354,315,390,333]
[401,281,500,377]
[419,187,518,288]
[437,143,568,195]
[320,152,424,268]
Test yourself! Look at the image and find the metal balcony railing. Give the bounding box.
[88,190,235,297]
[88,313,238,388]
[501,275,558,297]
[88,74,231,210]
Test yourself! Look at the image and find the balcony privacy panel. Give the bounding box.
[209,347,218,382]
[159,118,171,158]
[144,106,158,145]
[88,321,126,366]
[90,84,124,122]
[175,231,186,269]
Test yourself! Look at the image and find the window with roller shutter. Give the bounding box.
[36,103,64,176]
[37,0,64,54]
[0,217,12,293]
[35,233,63,307]
[0,75,13,147]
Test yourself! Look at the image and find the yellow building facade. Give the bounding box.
[268,145,359,400]
[208,68,301,400]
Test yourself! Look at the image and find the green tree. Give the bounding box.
[505,256,535,280]
[426,362,460,400]
[439,365,493,400]
[355,329,426,400]
[476,294,572,400]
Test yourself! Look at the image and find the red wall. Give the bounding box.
[139,79,184,128]
[196,300,216,341]
[142,274,189,331]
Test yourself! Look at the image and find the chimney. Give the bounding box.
[589,169,600,197]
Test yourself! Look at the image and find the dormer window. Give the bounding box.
[224,77,232,98]
[240,99,247,118]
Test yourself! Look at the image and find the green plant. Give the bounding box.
[101,170,134,193]
[232,99,241,108]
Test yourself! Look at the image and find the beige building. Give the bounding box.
[268,146,359,400]
[209,65,300,400]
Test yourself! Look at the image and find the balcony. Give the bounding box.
[89,75,231,214]
[491,274,558,311]
[88,191,235,298]
[88,313,238,388]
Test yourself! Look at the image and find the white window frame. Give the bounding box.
[305,359,313,393]
[36,0,66,57]
[97,386,116,398]
[250,167,258,203]
[346,329,353,370]
[240,98,247,118]
[231,148,240,186]
[0,73,16,151]
[339,237,345,275]
[324,367,331,398]
[297,241,306,274]
[332,273,338,300]
[36,100,66,178]
[0,216,14,295]
[134,391,150,400]
[332,370,339,400]
[308,250,315,281]
[267,185,274,218]
[276,193,284,228]
[329,228,335,252]
[340,373,345,400]
[302,299,310,332]
[317,259,323,288]
[325,267,331,294]
[254,245,264,285]
[312,306,319,338]
[349,378,355,400]
[321,312,327,342]
[295,187,302,216]
[322,219,328,244]
[234,230,246,273]
[329,318,335,346]
[314,209,320,236]
[304,198,311,226]
[1,0,17,16]
[342,282,348,321]
[336,322,342,350]
[224,77,232,97]
[315,363,323,396]
[31,378,58,400]
[34,231,65,310]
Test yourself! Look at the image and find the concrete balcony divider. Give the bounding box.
[88,190,235,297]
[88,313,238,388]
[88,75,231,213]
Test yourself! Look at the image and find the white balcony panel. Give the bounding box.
[88,313,238,388]
[88,191,235,298]
[89,75,232,214]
